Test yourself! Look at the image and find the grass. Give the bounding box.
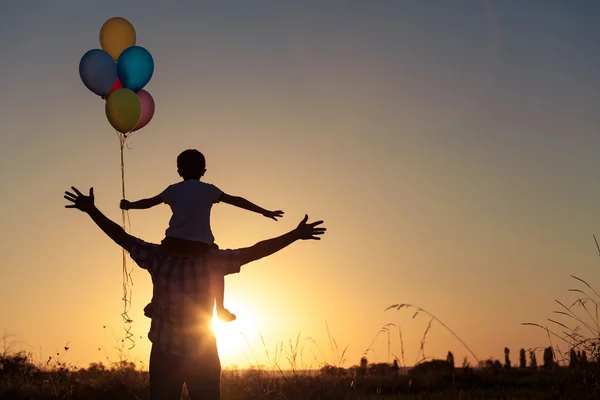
[522,274,600,365]
[1,349,599,399]
[2,313,600,399]
[521,235,600,366]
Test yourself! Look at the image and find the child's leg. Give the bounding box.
[211,273,236,322]
[214,274,225,312]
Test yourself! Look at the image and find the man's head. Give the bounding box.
[177,149,206,180]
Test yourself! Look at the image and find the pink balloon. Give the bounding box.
[133,89,155,131]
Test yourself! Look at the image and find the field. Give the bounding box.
[2,347,600,399]
[3,277,600,399]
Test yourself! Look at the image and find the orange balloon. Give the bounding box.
[99,17,136,61]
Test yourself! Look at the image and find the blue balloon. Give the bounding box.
[117,46,154,92]
[79,49,117,97]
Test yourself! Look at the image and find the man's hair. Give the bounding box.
[177,149,206,180]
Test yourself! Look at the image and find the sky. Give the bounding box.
[1,0,600,370]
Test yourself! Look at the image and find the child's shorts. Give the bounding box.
[160,236,211,256]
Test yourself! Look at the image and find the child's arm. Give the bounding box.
[120,195,163,210]
[219,193,284,221]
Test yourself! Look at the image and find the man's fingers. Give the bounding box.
[309,220,324,227]
[64,205,77,208]
[64,194,76,202]
[71,186,83,196]
[310,236,321,240]
[89,187,94,197]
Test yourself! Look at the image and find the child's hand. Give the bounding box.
[120,199,131,210]
[263,210,284,221]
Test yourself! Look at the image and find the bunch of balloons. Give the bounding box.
[79,17,155,134]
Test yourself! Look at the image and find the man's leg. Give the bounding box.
[184,345,222,400]
[149,345,186,400]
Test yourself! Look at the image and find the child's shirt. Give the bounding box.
[160,180,223,244]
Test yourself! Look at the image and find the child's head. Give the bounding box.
[177,149,206,180]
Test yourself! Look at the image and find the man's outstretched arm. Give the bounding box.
[239,215,326,265]
[64,187,135,251]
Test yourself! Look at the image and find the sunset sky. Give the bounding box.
[2,1,600,370]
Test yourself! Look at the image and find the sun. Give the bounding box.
[211,317,242,348]
[209,299,261,366]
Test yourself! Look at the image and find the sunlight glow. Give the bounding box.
[210,298,262,367]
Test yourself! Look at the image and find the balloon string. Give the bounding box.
[119,133,135,350]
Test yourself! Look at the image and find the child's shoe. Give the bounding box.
[217,307,237,322]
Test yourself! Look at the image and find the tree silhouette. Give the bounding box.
[529,351,537,370]
[543,347,554,370]
[359,357,368,375]
[504,347,511,370]
[519,348,526,369]
[569,349,577,369]
[461,356,470,370]
[579,351,588,365]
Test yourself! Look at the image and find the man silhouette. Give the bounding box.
[64,186,326,399]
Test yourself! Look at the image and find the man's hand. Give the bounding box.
[263,210,284,221]
[64,187,95,213]
[64,186,134,250]
[239,214,327,265]
[295,214,326,240]
[120,199,131,210]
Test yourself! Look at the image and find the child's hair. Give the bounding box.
[177,149,206,180]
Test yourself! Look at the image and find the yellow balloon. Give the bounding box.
[105,88,141,133]
[99,17,136,61]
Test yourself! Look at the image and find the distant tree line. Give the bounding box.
[354,345,595,376]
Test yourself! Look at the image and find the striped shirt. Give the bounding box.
[129,239,242,357]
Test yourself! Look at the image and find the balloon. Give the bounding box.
[105,88,141,133]
[99,17,136,61]
[79,49,117,97]
[133,89,155,131]
[101,77,123,100]
[117,46,154,92]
